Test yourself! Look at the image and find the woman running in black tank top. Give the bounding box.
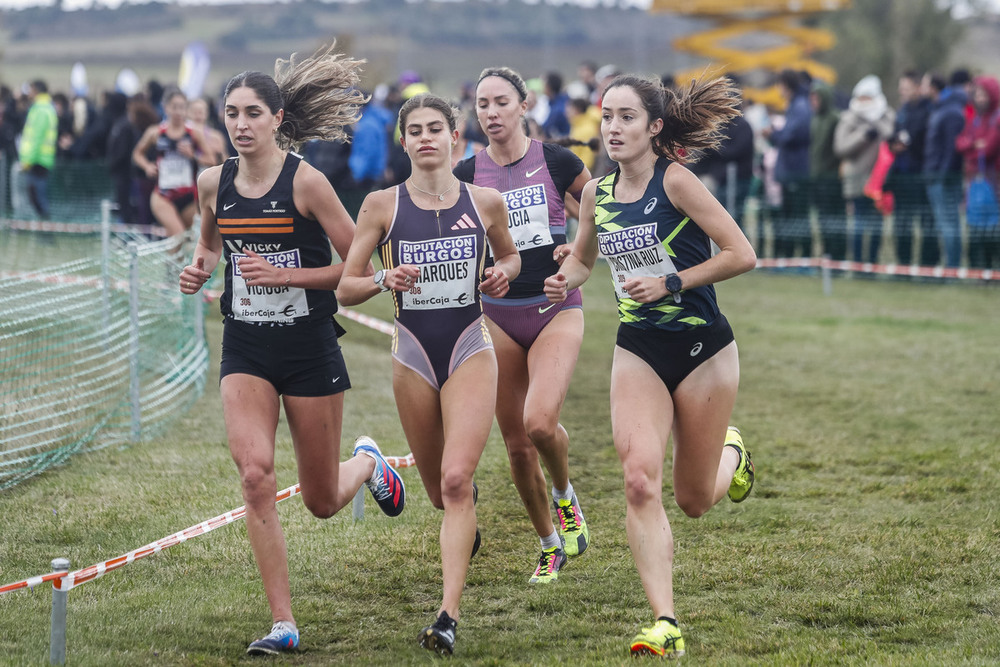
[339,94,519,656]
[178,46,407,658]
[544,74,757,659]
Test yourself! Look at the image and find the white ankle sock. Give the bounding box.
[552,482,575,502]
[540,530,562,550]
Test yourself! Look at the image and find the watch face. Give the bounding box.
[666,274,682,293]
[374,269,385,285]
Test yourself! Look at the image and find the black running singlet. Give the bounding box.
[216,153,338,324]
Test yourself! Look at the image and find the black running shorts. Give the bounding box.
[220,316,351,396]
[615,314,735,393]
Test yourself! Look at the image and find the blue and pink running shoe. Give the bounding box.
[353,436,406,517]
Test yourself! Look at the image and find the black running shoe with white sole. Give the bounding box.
[419,611,457,655]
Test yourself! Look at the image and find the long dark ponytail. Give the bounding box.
[605,74,742,163]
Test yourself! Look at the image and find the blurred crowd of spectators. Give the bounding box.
[2,60,998,269]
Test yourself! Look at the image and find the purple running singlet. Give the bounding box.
[378,182,493,390]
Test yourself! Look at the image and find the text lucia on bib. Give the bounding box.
[500,184,553,251]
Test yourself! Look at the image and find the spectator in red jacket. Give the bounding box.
[955,75,1000,180]
[955,75,1000,269]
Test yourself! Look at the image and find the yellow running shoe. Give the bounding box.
[725,427,755,503]
[528,544,566,584]
[630,618,685,658]
[554,494,589,556]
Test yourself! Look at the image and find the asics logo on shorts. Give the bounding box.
[690,342,703,357]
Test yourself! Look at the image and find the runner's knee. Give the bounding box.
[505,436,538,472]
[674,486,714,518]
[523,410,559,446]
[239,464,277,510]
[622,461,661,509]
[440,468,473,506]
[302,491,338,519]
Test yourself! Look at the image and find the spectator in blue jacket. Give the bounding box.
[541,71,570,139]
[922,72,967,267]
[763,69,812,258]
[349,94,393,191]
[886,70,934,266]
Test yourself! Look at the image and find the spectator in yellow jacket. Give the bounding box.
[18,79,58,219]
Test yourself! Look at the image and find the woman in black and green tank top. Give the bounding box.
[543,74,757,659]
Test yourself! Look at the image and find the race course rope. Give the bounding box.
[756,256,999,280]
[1,453,416,596]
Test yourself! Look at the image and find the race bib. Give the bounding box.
[230,249,309,323]
[598,222,677,300]
[399,235,478,311]
[158,153,194,191]
[497,184,553,254]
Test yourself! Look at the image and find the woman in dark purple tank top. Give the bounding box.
[339,94,519,656]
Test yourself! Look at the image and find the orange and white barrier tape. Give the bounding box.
[51,483,302,593]
[1,446,415,596]
[338,307,395,336]
[0,270,129,291]
[0,484,299,596]
[383,452,416,469]
[756,256,998,281]
[2,218,167,237]
[0,570,67,595]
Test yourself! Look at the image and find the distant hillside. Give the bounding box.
[0,1,703,97]
[4,1,993,102]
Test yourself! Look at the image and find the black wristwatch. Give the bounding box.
[664,273,682,304]
[373,269,390,292]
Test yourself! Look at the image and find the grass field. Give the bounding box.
[1,265,998,666]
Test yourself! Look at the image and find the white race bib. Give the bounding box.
[598,222,677,300]
[496,184,553,254]
[158,153,194,191]
[399,236,479,311]
[230,249,309,323]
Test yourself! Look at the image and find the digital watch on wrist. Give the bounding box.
[664,273,682,304]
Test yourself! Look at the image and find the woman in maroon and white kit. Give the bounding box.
[454,67,592,584]
[133,88,214,240]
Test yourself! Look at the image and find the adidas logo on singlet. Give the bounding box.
[451,214,476,231]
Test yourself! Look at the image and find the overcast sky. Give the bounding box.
[0,0,652,10]
[0,0,993,15]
